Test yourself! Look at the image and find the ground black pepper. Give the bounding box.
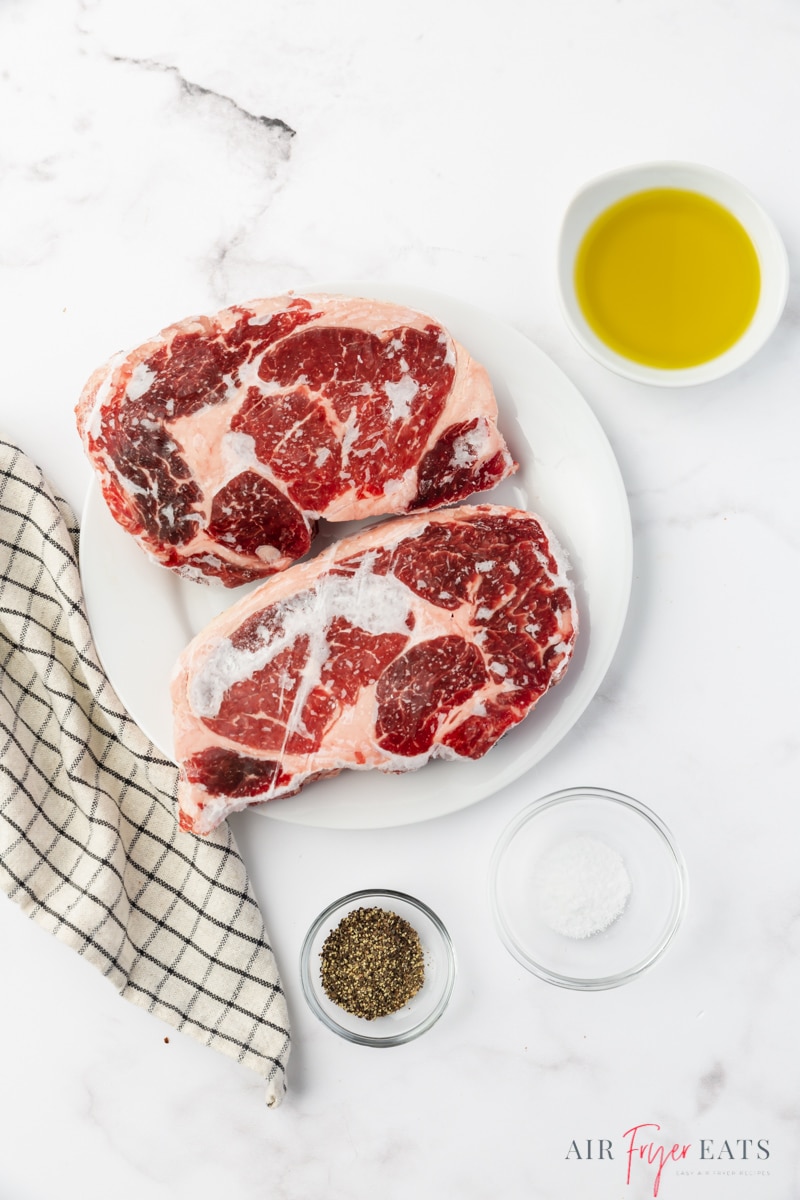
[319,906,425,1020]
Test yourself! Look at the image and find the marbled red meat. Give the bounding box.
[75,293,516,586]
[171,505,577,835]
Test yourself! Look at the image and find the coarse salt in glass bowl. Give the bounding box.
[489,787,688,990]
[300,888,456,1046]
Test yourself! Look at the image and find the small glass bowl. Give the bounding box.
[489,787,688,990]
[300,889,456,1046]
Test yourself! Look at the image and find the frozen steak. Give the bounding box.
[76,293,516,586]
[172,505,577,835]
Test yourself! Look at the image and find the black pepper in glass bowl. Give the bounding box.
[300,889,456,1046]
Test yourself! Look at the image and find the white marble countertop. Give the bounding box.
[2,2,799,1197]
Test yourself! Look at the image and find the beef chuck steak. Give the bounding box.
[171,504,577,835]
[76,293,516,587]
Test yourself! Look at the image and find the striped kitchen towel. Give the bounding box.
[0,439,290,1106]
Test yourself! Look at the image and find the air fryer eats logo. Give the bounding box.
[566,1124,771,1197]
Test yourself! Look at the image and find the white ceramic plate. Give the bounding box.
[79,283,632,829]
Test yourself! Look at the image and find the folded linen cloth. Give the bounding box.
[0,439,290,1106]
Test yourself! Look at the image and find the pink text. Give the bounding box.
[623,1123,692,1198]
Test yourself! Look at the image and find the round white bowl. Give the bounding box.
[300,889,456,1046]
[557,161,789,386]
[489,787,688,990]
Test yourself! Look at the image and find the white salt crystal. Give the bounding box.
[533,835,631,939]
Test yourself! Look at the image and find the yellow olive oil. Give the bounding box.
[574,187,761,369]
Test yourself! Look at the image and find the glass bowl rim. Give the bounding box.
[300,887,457,1046]
[488,786,689,990]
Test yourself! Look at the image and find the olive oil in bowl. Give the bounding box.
[574,188,760,371]
[558,163,788,386]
